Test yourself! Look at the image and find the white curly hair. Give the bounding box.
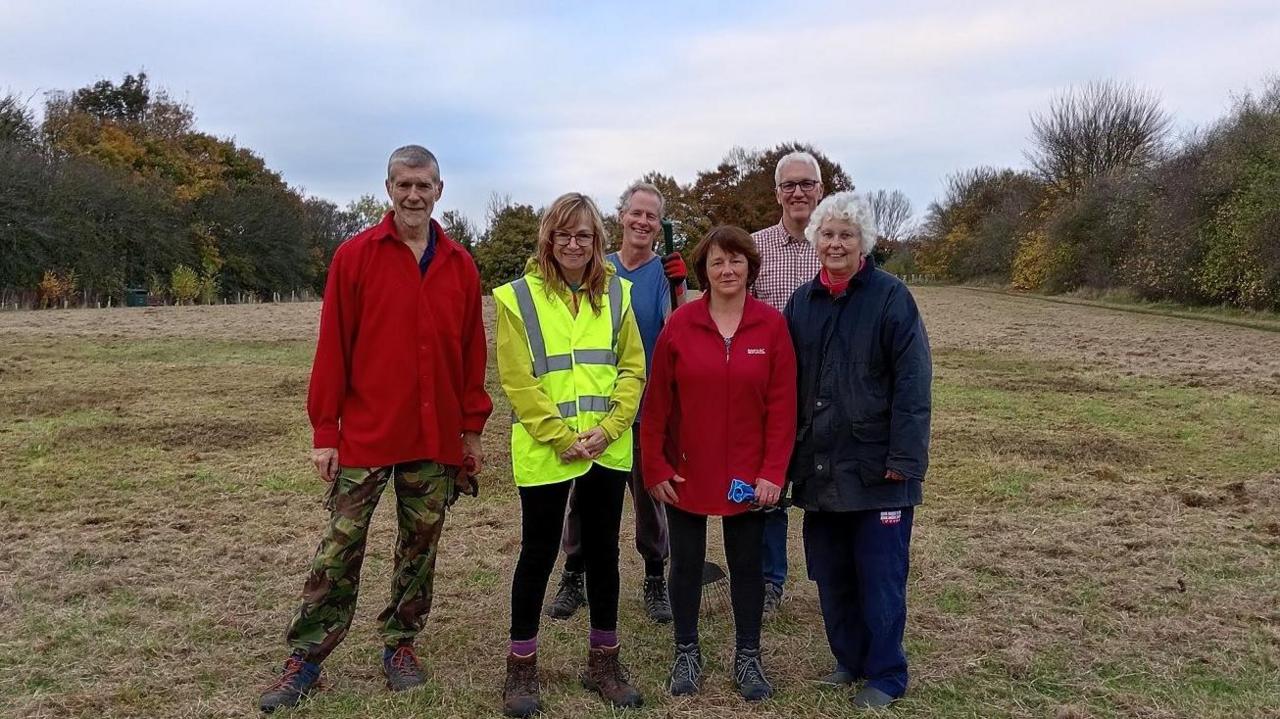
[804,191,877,256]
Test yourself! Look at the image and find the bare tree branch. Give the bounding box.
[867,189,914,243]
[1027,80,1171,194]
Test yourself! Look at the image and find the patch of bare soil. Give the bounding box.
[0,303,322,342]
[914,287,1280,393]
[56,417,281,452]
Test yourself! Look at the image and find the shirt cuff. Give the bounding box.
[313,428,339,449]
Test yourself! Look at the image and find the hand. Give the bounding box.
[560,441,590,463]
[452,469,478,502]
[648,474,686,505]
[753,478,782,506]
[461,431,485,476]
[885,469,907,482]
[312,448,339,482]
[578,427,608,459]
[662,253,687,296]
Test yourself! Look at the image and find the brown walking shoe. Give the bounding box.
[581,644,643,708]
[502,652,540,717]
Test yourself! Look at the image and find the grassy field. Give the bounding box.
[1,287,1277,719]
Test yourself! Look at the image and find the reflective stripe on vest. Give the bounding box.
[509,395,614,424]
[495,273,634,486]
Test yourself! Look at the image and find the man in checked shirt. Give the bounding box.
[750,150,826,618]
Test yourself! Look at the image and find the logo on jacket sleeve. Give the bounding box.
[880,510,902,526]
[746,348,767,355]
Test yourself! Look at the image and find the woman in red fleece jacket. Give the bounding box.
[641,225,797,701]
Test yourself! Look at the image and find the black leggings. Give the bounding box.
[510,464,628,641]
[667,505,765,649]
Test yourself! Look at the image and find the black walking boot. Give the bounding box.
[544,569,586,619]
[667,642,704,696]
[733,646,774,701]
[643,574,673,624]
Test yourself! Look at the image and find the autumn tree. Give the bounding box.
[691,143,854,233]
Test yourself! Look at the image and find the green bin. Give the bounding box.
[125,288,148,307]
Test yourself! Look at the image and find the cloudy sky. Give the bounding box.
[3,0,1277,226]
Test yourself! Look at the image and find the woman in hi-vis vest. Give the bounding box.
[492,192,646,717]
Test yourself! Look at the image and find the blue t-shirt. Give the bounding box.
[608,252,677,425]
[607,252,670,373]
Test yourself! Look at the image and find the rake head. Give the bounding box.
[700,561,730,614]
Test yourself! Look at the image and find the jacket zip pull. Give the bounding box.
[724,333,732,493]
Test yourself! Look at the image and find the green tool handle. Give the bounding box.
[662,220,678,311]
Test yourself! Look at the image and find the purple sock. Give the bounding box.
[510,637,537,657]
[589,628,618,649]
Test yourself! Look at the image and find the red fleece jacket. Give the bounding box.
[641,294,797,516]
[307,213,492,467]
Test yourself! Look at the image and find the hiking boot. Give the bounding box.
[643,574,673,624]
[259,652,321,713]
[382,643,424,692]
[581,644,643,708]
[667,642,704,696]
[545,570,586,619]
[733,646,774,701]
[816,662,856,686]
[502,652,540,717]
[852,685,897,709]
[762,581,785,617]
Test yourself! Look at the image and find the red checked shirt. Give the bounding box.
[307,212,493,468]
[751,222,821,311]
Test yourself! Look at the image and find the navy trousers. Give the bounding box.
[761,508,789,587]
[803,506,914,698]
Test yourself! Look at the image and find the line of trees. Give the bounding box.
[913,78,1280,311]
[2,74,918,305]
[0,72,370,307]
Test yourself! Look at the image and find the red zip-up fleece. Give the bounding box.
[641,294,797,516]
[307,212,493,468]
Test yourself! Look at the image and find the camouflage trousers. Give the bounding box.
[284,461,452,663]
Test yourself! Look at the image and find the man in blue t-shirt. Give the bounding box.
[545,182,688,624]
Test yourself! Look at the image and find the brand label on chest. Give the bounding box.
[746,348,767,355]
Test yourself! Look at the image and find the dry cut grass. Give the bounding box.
[0,286,1277,719]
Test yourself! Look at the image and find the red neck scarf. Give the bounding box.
[819,256,863,297]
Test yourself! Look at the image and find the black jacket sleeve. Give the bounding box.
[882,285,932,481]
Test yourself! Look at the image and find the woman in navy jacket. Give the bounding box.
[783,191,932,709]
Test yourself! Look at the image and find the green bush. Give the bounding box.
[170,264,199,305]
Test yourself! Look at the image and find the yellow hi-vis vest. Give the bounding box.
[493,273,634,487]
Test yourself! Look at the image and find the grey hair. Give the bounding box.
[618,181,665,216]
[774,151,822,185]
[804,191,877,255]
[387,145,440,179]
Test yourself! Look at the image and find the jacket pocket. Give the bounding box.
[850,419,890,445]
[856,458,892,487]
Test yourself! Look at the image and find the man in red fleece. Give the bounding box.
[259,145,493,714]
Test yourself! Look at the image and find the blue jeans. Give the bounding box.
[760,507,789,587]
[803,507,914,699]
